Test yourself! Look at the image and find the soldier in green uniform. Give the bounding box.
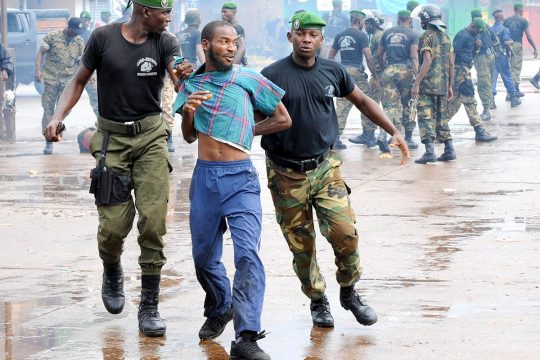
[261,12,409,329]
[43,0,191,337]
[377,10,419,152]
[448,19,497,143]
[35,18,85,155]
[504,2,537,97]
[411,4,455,164]
[329,10,377,150]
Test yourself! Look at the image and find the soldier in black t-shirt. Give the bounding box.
[261,11,409,330]
[43,0,192,338]
[328,10,378,150]
[221,2,248,65]
[176,10,204,66]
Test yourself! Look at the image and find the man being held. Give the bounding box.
[221,2,248,65]
[329,10,377,150]
[35,17,85,155]
[377,9,419,152]
[176,21,291,360]
[261,12,409,329]
[43,0,189,337]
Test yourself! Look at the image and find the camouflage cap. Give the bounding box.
[406,1,419,11]
[134,0,173,10]
[80,10,92,20]
[472,18,486,32]
[222,2,238,10]
[514,2,524,10]
[290,11,326,30]
[350,10,366,17]
[470,8,483,19]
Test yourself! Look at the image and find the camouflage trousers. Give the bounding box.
[381,63,415,134]
[161,76,175,128]
[474,52,495,109]
[510,42,523,84]
[41,80,68,132]
[336,66,376,135]
[417,94,452,143]
[448,65,482,128]
[266,151,362,301]
[85,79,99,117]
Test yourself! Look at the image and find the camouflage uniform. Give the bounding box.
[509,42,523,84]
[161,75,175,128]
[474,51,495,110]
[417,28,452,143]
[447,64,482,128]
[40,31,84,131]
[266,152,361,300]
[336,66,371,135]
[368,29,384,135]
[380,64,415,134]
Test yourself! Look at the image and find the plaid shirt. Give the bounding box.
[173,65,285,151]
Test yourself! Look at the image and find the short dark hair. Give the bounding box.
[201,20,235,42]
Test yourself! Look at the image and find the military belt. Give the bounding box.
[266,150,330,172]
[97,115,161,136]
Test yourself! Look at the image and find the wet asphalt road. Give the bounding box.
[1,76,540,359]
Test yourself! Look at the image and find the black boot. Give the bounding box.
[515,83,524,97]
[199,304,233,339]
[437,140,457,161]
[43,141,53,155]
[138,282,166,337]
[474,126,497,142]
[230,331,271,360]
[349,130,376,147]
[510,96,521,107]
[490,101,497,109]
[480,108,491,121]
[530,74,540,90]
[333,137,347,150]
[405,130,419,150]
[415,140,437,164]
[101,261,125,314]
[340,286,377,326]
[310,295,334,327]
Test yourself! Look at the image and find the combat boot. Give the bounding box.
[480,108,491,121]
[167,136,175,152]
[510,96,521,107]
[349,131,376,147]
[474,126,497,142]
[515,83,524,97]
[310,295,334,327]
[199,304,233,339]
[43,141,53,155]
[101,261,125,314]
[340,286,377,326]
[505,94,511,101]
[138,287,166,337]
[437,140,457,162]
[333,137,347,150]
[530,74,540,90]
[405,130,419,149]
[230,331,271,360]
[415,140,437,164]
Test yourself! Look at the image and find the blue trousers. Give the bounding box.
[492,55,517,97]
[189,159,265,337]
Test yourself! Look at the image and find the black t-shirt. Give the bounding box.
[176,26,200,64]
[503,15,528,43]
[380,25,419,64]
[323,11,349,40]
[332,28,369,67]
[452,28,476,67]
[82,23,179,122]
[261,55,355,159]
[233,23,248,66]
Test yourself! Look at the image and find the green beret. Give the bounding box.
[406,1,419,11]
[514,3,524,10]
[134,0,173,9]
[473,18,486,31]
[222,2,238,10]
[471,8,483,19]
[350,10,366,17]
[80,10,92,19]
[398,9,412,18]
[290,11,326,30]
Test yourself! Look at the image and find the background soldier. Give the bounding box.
[221,2,248,65]
[377,9,419,152]
[322,0,349,57]
[411,4,454,164]
[176,10,205,66]
[491,9,521,108]
[448,19,497,144]
[503,2,537,97]
[35,17,85,155]
[329,10,377,150]
[470,9,495,121]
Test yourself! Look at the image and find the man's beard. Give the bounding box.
[208,46,233,72]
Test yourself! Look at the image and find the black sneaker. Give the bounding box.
[199,305,233,339]
[230,331,271,360]
[310,295,334,327]
[340,286,378,326]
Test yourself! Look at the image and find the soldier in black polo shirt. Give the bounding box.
[261,11,409,329]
